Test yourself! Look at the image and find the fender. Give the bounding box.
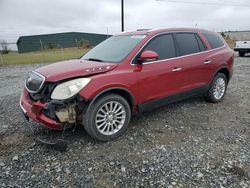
[211,64,230,83]
[92,87,134,105]
[79,84,137,106]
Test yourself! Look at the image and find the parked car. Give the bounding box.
[20,28,235,141]
[234,41,250,57]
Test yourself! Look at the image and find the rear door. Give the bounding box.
[173,32,209,91]
[201,32,227,83]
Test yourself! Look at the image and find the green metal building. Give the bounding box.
[16,32,111,53]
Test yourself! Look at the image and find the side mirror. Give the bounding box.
[138,50,159,63]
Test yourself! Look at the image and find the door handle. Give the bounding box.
[172,67,182,72]
[204,60,212,65]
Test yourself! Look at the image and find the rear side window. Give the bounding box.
[203,33,224,49]
[143,34,176,60]
[175,33,201,56]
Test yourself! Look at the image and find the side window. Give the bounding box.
[195,34,206,51]
[142,34,176,60]
[175,33,201,56]
[203,33,224,49]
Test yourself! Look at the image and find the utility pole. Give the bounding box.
[40,39,45,63]
[40,39,44,51]
[75,38,78,48]
[106,27,109,38]
[121,0,124,32]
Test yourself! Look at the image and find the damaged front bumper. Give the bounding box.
[20,92,63,130]
[20,89,86,131]
[20,106,68,151]
[20,89,88,151]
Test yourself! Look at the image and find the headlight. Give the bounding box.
[51,78,91,100]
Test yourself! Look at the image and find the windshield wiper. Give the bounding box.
[85,58,103,62]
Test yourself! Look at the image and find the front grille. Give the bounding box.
[25,71,45,93]
[29,82,56,102]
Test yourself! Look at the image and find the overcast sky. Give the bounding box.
[0,0,250,49]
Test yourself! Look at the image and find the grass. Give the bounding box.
[0,47,90,66]
[225,38,236,49]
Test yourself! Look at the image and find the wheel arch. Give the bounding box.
[88,87,135,112]
[215,67,230,82]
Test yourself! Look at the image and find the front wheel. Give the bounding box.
[205,73,228,103]
[83,94,131,141]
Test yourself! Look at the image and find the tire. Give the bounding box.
[205,73,228,103]
[239,51,245,57]
[83,94,131,141]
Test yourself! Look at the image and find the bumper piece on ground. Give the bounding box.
[20,108,68,152]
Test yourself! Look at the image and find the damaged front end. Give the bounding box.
[21,84,88,130]
[20,73,90,151]
[20,92,87,151]
[54,103,77,124]
[43,96,87,127]
[24,73,90,129]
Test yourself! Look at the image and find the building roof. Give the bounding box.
[16,31,111,53]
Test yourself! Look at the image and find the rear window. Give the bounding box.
[175,33,201,56]
[203,33,224,49]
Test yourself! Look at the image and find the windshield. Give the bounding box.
[81,35,146,63]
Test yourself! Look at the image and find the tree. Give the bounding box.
[79,39,91,48]
[0,40,10,54]
[48,42,54,49]
[221,32,226,38]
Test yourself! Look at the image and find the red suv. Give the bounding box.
[20,28,234,141]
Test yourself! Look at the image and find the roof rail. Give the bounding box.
[137,29,151,31]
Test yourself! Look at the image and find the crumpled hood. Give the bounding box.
[35,59,117,82]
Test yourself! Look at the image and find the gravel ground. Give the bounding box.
[0,56,249,187]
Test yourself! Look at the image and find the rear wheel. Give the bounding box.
[83,94,131,141]
[239,51,245,57]
[205,73,228,103]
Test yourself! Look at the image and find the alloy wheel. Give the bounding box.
[213,77,226,100]
[95,101,126,136]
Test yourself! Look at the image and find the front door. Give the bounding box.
[134,34,184,105]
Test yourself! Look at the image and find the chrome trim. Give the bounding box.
[130,31,226,66]
[19,95,27,114]
[25,71,46,94]
[172,67,182,72]
[204,60,212,64]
